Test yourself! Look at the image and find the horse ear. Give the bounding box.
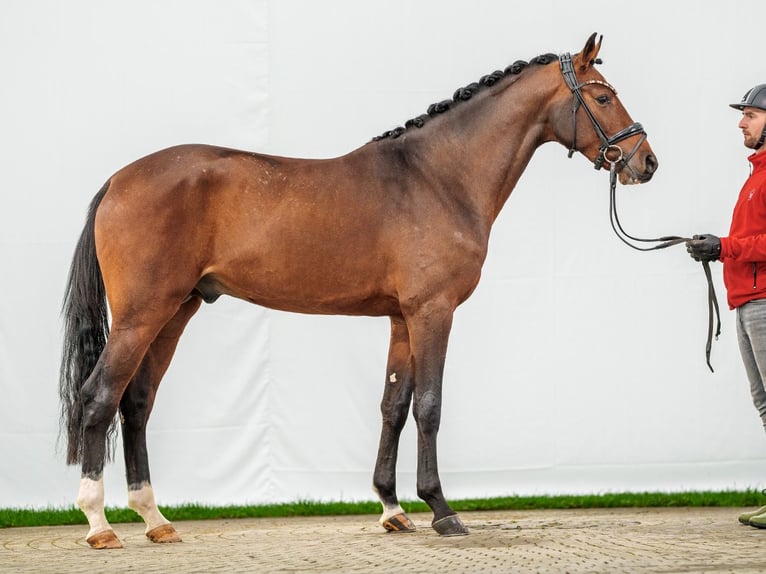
[578,32,603,72]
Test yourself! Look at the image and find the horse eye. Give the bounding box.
[595,95,610,105]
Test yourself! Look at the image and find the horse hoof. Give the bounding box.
[86,529,123,549]
[382,513,416,533]
[146,523,182,543]
[432,514,469,536]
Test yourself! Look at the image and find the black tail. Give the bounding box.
[58,181,114,465]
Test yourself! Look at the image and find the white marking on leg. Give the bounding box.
[77,476,113,539]
[389,372,397,383]
[379,503,406,525]
[373,485,405,524]
[127,482,171,533]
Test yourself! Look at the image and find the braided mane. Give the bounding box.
[373,53,559,141]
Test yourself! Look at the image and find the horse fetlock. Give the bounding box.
[416,480,445,508]
[371,476,392,496]
[127,483,171,532]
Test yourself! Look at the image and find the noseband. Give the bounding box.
[559,52,721,373]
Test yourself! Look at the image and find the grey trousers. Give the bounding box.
[736,299,766,431]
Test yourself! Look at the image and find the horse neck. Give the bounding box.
[408,71,558,227]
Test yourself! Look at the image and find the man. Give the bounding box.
[687,84,766,528]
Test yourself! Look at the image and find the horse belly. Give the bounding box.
[202,244,400,317]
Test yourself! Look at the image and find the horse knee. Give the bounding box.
[372,474,394,500]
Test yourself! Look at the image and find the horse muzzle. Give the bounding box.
[616,149,658,185]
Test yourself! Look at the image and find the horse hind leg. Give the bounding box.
[76,322,166,548]
[373,316,416,533]
[122,296,202,544]
[77,434,122,547]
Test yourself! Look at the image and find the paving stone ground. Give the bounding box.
[2,507,766,573]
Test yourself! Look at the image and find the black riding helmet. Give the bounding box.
[730,84,766,149]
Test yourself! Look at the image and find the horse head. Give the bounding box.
[549,33,658,185]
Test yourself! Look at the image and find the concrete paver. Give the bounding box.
[2,507,765,573]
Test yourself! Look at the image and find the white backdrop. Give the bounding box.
[2,0,766,509]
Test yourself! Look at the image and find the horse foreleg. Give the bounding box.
[122,296,201,544]
[408,306,468,536]
[373,316,416,532]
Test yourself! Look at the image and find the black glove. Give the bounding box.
[686,234,721,262]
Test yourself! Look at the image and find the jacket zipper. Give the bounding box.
[754,263,758,289]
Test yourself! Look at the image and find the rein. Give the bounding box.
[607,163,722,372]
[559,53,722,372]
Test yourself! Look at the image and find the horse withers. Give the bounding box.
[59,33,657,549]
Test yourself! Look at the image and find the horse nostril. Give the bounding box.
[645,154,658,174]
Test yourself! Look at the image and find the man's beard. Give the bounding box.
[745,130,764,149]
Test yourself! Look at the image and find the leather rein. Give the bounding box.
[559,53,722,372]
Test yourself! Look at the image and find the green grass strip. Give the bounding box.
[2,490,764,529]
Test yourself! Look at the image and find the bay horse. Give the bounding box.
[59,33,657,549]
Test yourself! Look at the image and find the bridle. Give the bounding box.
[559,52,722,372]
[560,52,647,174]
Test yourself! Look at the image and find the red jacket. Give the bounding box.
[720,151,766,309]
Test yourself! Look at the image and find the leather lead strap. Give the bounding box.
[703,260,722,372]
[608,163,721,373]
